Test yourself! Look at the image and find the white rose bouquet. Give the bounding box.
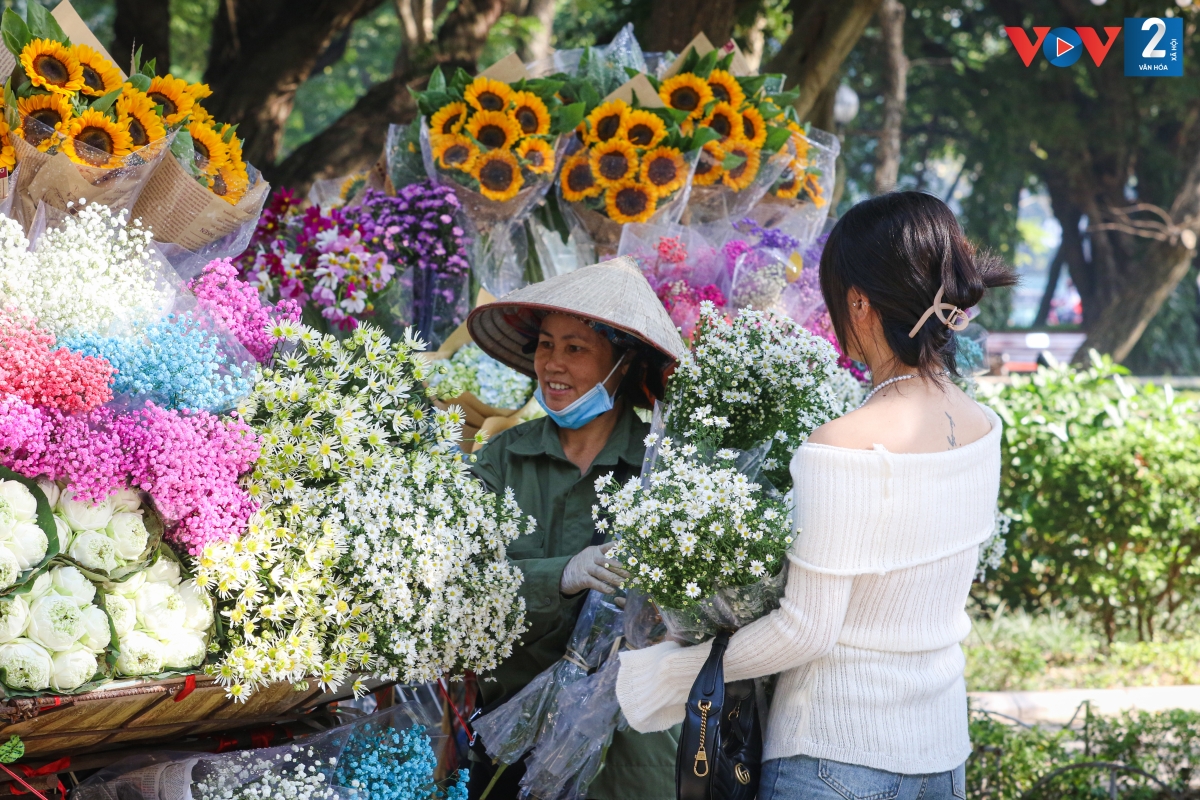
[0,473,59,590]
[197,321,530,701]
[51,484,158,580]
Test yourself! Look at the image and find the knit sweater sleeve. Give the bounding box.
[616,560,853,733]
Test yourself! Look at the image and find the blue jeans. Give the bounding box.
[759,755,967,800]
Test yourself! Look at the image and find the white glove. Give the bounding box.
[560,544,630,597]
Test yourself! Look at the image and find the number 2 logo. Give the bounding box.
[1141,18,1166,59]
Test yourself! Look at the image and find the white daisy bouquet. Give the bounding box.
[196,321,530,701]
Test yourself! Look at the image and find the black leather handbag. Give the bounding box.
[676,632,763,800]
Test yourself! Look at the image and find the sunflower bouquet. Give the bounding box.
[648,44,798,225]
[756,123,839,244]
[414,65,583,294]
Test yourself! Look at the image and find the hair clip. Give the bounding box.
[908,286,969,338]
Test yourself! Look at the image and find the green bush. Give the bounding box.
[979,354,1200,642]
[968,708,1200,799]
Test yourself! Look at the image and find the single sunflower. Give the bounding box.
[146,75,195,125]
[773,168,802,199]
[585,101,629,144]
[740,107,767,149]
[431,102,468,136]
[117,90,167,148]
[517,138,555,174]
[701,102,741,142]
[722,143,761,191]
[466,110,520,150]
[0,120,14,172]
[20,39,84,97]
[73,44,122,98]
[590,139,638,187]
[17,94,73,146]
[639,146,686,195]
[804,173,827,207]
[706,70,745,109]
[560,153,601,202]
[621,110,666,149]
[509,91,551,136]
[693,141,725,186]
[189,120,230,175]
[464,78,513,113]
[433,134,479,172]
[471,149,524,202]
[212,161,250,205]
[64,109,133,168]
[605,179,658,223]
[658,74,712,120]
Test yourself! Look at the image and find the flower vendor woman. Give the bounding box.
[466,256,687,800]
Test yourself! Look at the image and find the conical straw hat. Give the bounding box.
[468,255,687,378]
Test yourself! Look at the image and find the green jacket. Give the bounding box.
[472,405,678,800]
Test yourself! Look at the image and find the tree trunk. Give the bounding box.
[1032,245,1063,327]
[270,0,506,192]
[203,0,385,170]
[873,0,907,194]
[1075,149,1200,362]
[766,0,887,120]
[742,14,768,73]
[522,0,556,63]
[641,0,740,53]
[111,0,170,75]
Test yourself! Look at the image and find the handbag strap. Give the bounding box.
[678,633,730,800]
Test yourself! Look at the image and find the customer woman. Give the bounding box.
[616,191,1016,799]
[466,256,687,800]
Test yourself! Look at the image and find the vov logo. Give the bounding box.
[1004,26,1122,67]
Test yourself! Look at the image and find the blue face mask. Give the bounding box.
[535,355,627,430]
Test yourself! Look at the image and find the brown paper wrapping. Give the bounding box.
[422,288,538,452]
[661,32,753,79]
[480,53,530,83]
[603,74,666,108]
[131,153,269,251]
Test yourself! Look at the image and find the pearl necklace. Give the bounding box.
[858,373,919,408]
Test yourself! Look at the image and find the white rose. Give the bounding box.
[0,547,20,591]
[79,605,112,654]
[103,593,135,638]
[0,595,29,644]
[106,513,149,561]
[177,579,214,632]
[70,532,119,573]
[0,501,15,540]
[25,572,52,601]
[36,479,60,509]
[53,515,72,550]
[159,630,206,670]
[0,481,37,522]
[26,595,83,651]
[51,565,97,606]
[109,487,142,513]
[116,630,164,676]
[104,571,145,598]
[7,521,47,571]
[57,488,113,532]
[134,582,185,636]
[144,558,181,587]
[50,646,97,692]
[0,639,52,690]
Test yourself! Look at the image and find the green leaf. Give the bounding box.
[90,86,123,114]
[551,102,585,136]
[679,48,700,74]
[1,10,31,59]
[127,73,152,93]
[738,75,768,98]
[172,128,198,171]
[3,80,17,130]
[768,90,801,107]
[525,78,563,103]
[0,736,22,764]
[721,152,747,171]
[450,68,473,94]
[579,82,601,111]
[143,57,158,76]
[131,44,143,74]
[692,50,719,79]
[763,125,793,154]
[688,126,721,150]
[648,106,689,127]
[25,3,68,45]
[427,66,446,93]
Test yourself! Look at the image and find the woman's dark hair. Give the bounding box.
[820,191,1016,378]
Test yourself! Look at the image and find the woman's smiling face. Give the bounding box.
[534,313,623,411]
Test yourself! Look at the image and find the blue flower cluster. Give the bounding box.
[61,312,253,412]
[335,723,468,800]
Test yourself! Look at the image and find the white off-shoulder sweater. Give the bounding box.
[616,404,1002,775]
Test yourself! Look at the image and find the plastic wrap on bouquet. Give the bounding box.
[419,118,559,297]
[8,115,171,233]
[526,23,647,91]
[657,567,788,645]
[730,245,789,312]
[617,222,728,337]
[754,127,839,245]
[685,145,792,226]
[474,591,623,767]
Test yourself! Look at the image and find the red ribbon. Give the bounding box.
[174,674,197,703]
[1,756,70,798]
[438,677,475,744]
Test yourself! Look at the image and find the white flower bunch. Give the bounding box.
[197,321,529,701]
[0,200,171,336]
[598,438,792,609]
[826,366,867,410]
[192,744,338,800]
[666,302,846,490]
[0,480,49,590]
[0,565,110,692]
[46,482,151,576]
[104,557,213,677]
